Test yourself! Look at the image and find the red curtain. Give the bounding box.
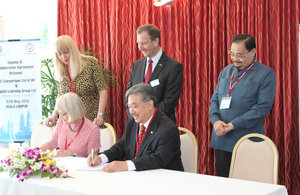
[58,0,300,193]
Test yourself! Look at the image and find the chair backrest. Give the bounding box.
[229,133,279,184]
[178,127,198,173]
[99,122,117,152]
[30,120,55,148]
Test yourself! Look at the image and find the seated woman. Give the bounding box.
[40,92,100,157]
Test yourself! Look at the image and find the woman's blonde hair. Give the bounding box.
[54,35,83,81]
[55,92,86,122]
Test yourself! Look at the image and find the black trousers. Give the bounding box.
[215,149,232,177]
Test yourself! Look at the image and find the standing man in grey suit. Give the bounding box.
[88,83,183,172]
[209,34,276,177]
[127,24,183,123]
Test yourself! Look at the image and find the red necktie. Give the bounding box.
[144,60,153,83]
[137,125,146,149]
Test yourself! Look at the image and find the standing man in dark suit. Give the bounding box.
[88,83,184,172]
[127,24,183,123]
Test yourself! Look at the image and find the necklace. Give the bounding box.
[68,118,84,132]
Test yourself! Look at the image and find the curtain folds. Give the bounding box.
[57,0,300,193]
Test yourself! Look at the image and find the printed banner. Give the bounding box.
[0,39,42,143]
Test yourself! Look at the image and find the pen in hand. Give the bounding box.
[91,148,94,166]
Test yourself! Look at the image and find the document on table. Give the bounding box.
[77,164,105,171]
[55,156,108,171]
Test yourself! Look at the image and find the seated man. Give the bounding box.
[87,83,183,172]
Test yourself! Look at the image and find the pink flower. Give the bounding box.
[60,169,69,178]
[1,147,69,181]
[25,167,33,176]
[17,172,27,182]
[50,167,59,176]
[22,148,41,159]
[41,164,48,172]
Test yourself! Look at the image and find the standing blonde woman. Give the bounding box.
[45,35,108,127]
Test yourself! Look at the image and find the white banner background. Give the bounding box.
[0,39,42,143]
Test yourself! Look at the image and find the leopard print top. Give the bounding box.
[57,56,108,122]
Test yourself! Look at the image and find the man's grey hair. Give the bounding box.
[125,83,157,106]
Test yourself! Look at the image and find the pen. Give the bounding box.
[91,148,94,163]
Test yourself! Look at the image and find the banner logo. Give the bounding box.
[25,43,35,52]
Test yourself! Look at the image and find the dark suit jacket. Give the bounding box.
[103,110,184,171]
[126,51,183,122]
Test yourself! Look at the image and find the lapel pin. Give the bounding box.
[159,64,163,66]
[150,131,154,134]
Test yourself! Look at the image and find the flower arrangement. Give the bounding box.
[0,145,69,182]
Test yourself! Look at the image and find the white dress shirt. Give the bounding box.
[99,116,152,171]
[144,48,163,77]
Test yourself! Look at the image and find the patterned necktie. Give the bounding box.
[144,60,153,83]
[137,125,146,149]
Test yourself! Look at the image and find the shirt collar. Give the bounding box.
[147,48,162,68]
[238,57,256,73]
[140,108,157,129]
[140,116,151,129]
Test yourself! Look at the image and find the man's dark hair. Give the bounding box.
[137,24,161,44]
[125,83,157,107]
[231,34,256,51]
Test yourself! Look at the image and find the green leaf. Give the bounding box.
[41,58,58,118]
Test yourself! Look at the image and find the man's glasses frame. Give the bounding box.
[228,51,249,58]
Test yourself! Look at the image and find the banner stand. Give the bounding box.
[0,39,42,143]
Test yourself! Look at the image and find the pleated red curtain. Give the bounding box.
[57,0,300,193]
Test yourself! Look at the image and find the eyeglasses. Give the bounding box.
[59,112,68,117]
[136,41,149,46]
[228,51,249,58]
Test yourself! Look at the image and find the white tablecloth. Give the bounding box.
[0,147,288,195]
